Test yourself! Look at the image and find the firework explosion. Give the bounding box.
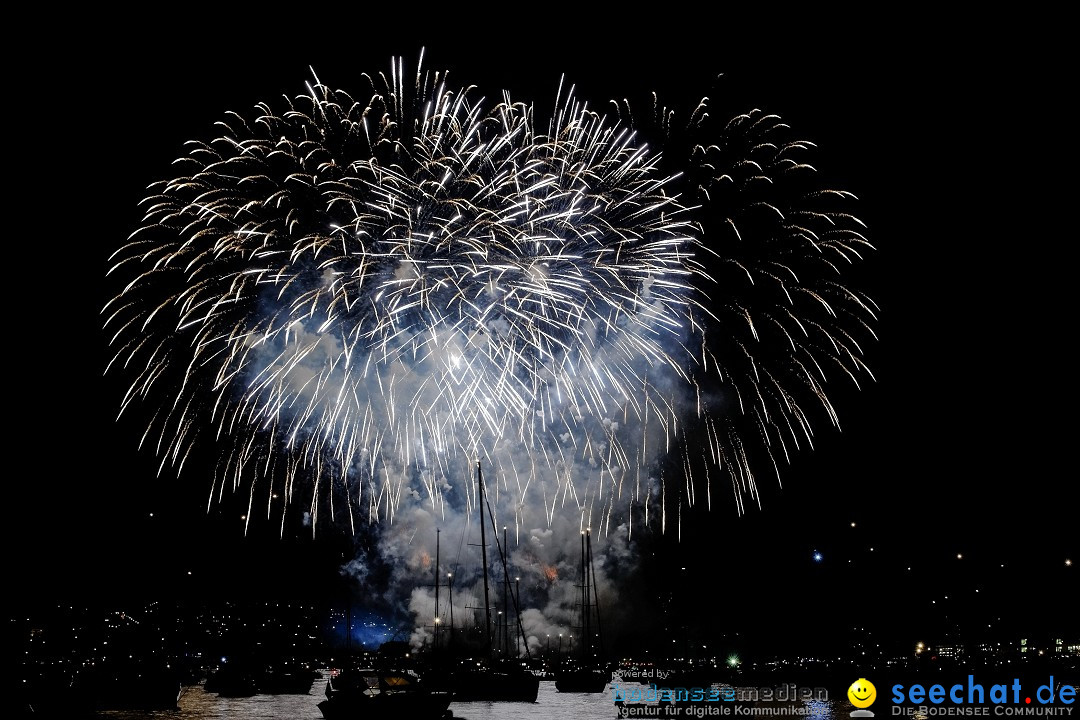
[104,54,876,587]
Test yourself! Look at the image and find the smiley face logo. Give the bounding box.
[848,678,876,708]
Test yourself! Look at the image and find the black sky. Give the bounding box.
[13,13,1076,656]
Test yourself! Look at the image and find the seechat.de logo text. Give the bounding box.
[890,676,1076,717]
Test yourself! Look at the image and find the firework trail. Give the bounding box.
[104,53,876,568]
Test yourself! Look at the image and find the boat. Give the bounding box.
[12,665,85,719]
[554,528,609,693]
[444,658,541,702]
[257,661,318,694]
[69,659,184,710]
[554,663,608,693]
[15,662,181,718]
[204,663,259,697]
[316,667,453,720]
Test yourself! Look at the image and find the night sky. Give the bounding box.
[13,13,1076,660]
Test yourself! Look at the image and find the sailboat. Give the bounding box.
[554,528,609,693]
[317,597,453,719]
[424,460,540,703]
[317,667,453,720]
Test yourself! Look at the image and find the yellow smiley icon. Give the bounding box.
[848,679,876,708]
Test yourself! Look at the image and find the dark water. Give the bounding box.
[88,677,848,720]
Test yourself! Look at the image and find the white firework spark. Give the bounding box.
[104,54,877,543]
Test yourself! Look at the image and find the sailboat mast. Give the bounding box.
[448,571,455,646]
[503,527,510,657]
[581,531,589,660]
[587,528,604,659]
[435,528,441,649]
[477,461,493,655]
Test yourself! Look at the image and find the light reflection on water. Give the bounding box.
[94,679,847,720]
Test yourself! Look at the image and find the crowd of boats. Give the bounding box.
[15,462,616,718]
[13,653,616,718]
[315,460,611,718]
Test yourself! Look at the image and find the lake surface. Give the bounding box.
[89,677,849,720]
